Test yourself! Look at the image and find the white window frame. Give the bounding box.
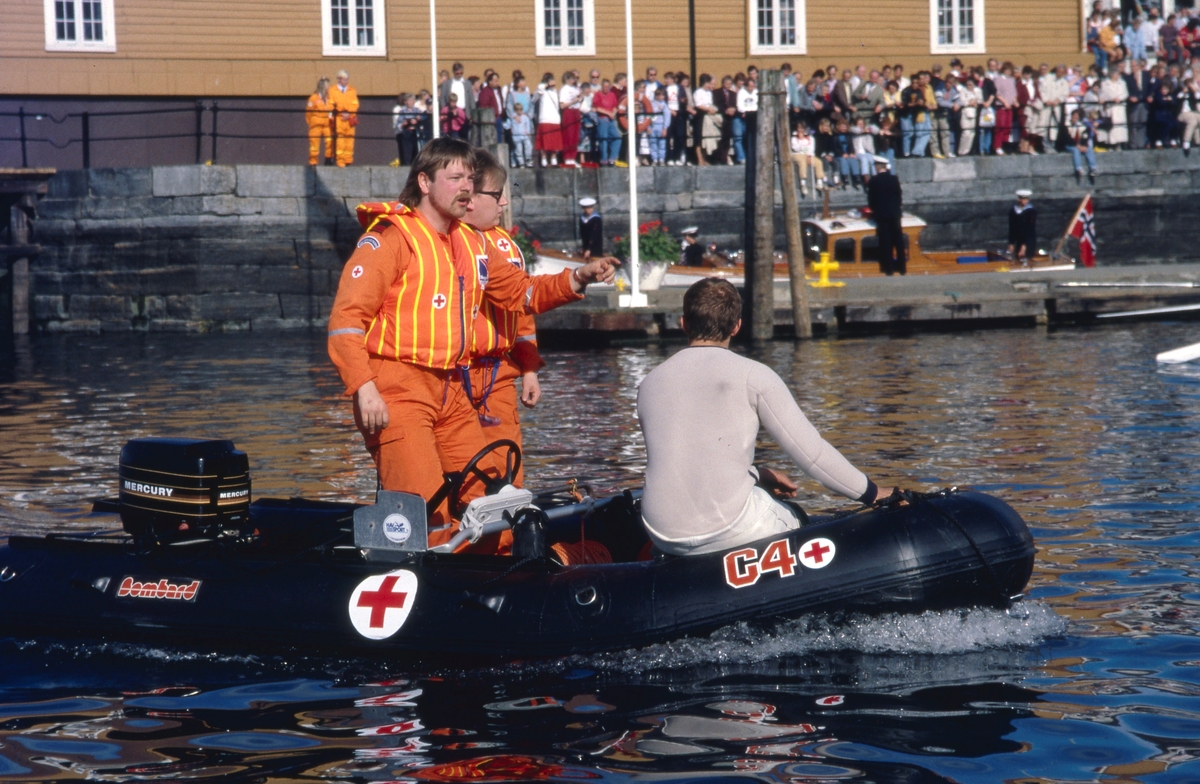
[748,0,806,56]
[929,0,985,54]
[535,0,596,57]
[322,0,387,57]
[43,0,116,53]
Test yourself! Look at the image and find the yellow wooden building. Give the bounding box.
[5,0,1090,98]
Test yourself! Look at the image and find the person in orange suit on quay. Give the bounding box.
[306,76,333,166]
[327,137,618,552]
[330,69,359,167]
[462,148,545,487]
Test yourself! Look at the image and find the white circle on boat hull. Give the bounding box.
[349,570,418,640]
[798,538,836,569]
[382,513,412,544]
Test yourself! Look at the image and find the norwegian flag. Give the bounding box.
[1067,194,1096,268]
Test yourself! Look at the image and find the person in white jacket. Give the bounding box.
[789,123,824,196]
[1039,64,1070,150]
[535,73,563,167]
[851,118,879,184]
[638,278,893,556]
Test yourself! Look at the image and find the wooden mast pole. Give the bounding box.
[750,70,780,341]
[771,71,812,339]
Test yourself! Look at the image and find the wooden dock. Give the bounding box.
[535,263,1200,340]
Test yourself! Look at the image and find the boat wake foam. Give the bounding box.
[574,602,1067,673]
[1,604,1066,689]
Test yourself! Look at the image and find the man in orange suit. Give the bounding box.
[329,69,359,166]
[462,149,543,487]
[327,137,616,549]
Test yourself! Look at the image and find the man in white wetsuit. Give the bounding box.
[636,278,891,556]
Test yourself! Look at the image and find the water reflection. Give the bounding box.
[4,322,1200,780]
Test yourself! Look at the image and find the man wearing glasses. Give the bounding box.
[461,148,544,487]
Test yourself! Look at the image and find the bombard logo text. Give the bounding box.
[116,577,202,601]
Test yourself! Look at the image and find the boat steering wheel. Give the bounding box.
[449,439,522,517]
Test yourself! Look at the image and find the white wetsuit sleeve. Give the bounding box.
[749,363,875,502]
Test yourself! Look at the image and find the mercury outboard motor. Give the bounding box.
[118,438,251,542]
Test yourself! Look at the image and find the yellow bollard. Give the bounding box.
[809,251,845,288]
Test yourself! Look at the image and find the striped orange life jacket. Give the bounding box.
[472,226,533,359]
[355,202,489,371]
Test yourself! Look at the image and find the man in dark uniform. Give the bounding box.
[579,197,604,259]
[680,227,706,267]
[866,156,906,275]
[1008,189,1037,264]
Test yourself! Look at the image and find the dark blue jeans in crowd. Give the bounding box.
[732,116,746,164]
[1071,143,1097,173]
[913,116,932,157]
[597,117,621,164]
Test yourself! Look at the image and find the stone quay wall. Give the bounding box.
[29,151,1200,332]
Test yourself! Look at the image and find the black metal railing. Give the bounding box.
[1,101,1190,169]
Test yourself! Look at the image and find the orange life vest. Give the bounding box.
[305,92,332,129]
[329,202,576,397]
[330,85,360,127]
[354,202,484,370]
[472,226,536,360]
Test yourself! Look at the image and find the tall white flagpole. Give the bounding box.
[429,0,440,139]
[618,0,647,308]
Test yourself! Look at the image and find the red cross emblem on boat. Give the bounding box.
[357,575,408,628]
[432,293,448,309]
[798,538,835,569]
[348,570,418,640]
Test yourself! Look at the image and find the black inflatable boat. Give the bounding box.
[0,438,1035,659]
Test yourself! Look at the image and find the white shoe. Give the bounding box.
[1185,141,1191,150]
[995,149,1005,155]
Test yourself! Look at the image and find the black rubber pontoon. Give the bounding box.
[0,475,1034,659]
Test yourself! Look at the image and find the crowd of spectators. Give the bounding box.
[377,4,1200,186]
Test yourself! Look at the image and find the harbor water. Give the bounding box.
[1,322,1199,783]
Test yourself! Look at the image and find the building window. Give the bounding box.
[322,0,386,56]
[355,0,375,46]
[536,0,595,56]
[749,0,805,55]
[930,0,985,53]
[43,0,116,52]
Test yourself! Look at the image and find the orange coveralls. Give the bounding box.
[467,226,544,488]
[327,202,580,550]
[329,84,359,166]
[306,92,333,165]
